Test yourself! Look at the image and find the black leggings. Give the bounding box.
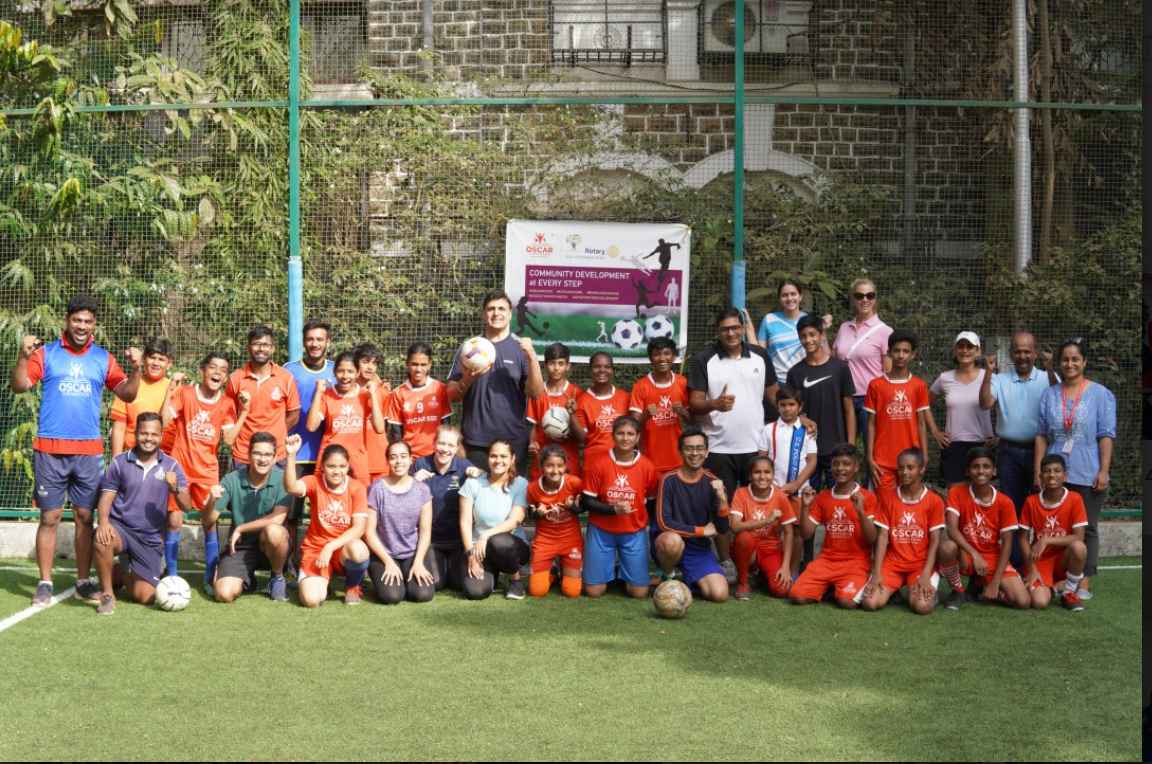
[432,542,464,591]
[462,532,530,600]
[369,551,439,605]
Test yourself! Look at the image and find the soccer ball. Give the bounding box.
[644,314,675,341]
[611,320,644,350]
[459,336,497,373]
[652,579,692,619]
[155,576,192,612]
[540,406,571,440]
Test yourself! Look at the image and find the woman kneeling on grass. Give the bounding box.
[526,445,585,598]
[284,435,371,607]
[364,440,437,604]
[459,440,531,600]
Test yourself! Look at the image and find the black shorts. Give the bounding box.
[940,441,985,486]
[216,545,272,591]
[289,462,316,522]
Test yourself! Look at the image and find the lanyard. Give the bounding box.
[1060,381,1088,433]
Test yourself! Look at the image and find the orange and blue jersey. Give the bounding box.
[654,469,729,547]
[27,336,127,455]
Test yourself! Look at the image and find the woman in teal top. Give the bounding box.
[459,440,530,600]
[744,279,831,380]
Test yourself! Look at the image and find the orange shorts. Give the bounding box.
[1027,555,1067,589]
[880,560,938,592]
[873,465,898,490]
[530,523,584,575]
[752,545,791,597]
[299,541,346,580]
[167,482,214,513]
[960,551,1020,584]
[791,556,870,604]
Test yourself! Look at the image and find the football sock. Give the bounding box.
[344,559,368,589]
[528,572,552,598]
[560,575,582,598]
[164,530,180,577]
[941,562,964,592]
[1064,572,1084,594]
[203,532,220,586]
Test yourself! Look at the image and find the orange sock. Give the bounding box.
[528,572,553,597]
[560,574,582,598]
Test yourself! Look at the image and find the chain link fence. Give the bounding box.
[0,0,1141,508]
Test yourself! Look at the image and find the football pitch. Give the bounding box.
[0,559,1140,762]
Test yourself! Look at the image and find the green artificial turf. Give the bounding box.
[0,558,1140,761]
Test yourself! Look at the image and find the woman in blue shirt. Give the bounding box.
[744,279,831,381]
[1034,339,1116,598]
[459,440,531,600]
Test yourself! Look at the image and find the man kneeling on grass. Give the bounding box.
[94,413,193,615]
[652,428,731,603]
[209,431,293,604]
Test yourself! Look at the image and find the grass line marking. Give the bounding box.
[0,586,76,634]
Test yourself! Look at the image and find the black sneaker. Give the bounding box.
[505,577,527,600]
[74,578,100,602]
[943,588,966,611]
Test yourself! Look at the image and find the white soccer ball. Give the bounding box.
[611,319,644,350]
[644,314,675,341]
[155,575,192,611]
[540,406,571,440]
[459,336,497,374]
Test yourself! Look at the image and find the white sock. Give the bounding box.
[1064,572,1084,594]
[38,579,52,587]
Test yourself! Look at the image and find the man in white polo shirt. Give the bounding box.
[687,308,780,577]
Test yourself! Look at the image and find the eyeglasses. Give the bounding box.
[681,445,708,453]
[718,324,743,333]
[853,292,877,301]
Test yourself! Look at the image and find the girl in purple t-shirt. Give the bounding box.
[364,441,435,604]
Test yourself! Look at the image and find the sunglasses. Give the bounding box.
[853,292,877,301]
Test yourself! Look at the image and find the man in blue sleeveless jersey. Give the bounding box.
[9,295,142,606]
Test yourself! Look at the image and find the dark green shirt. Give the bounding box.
[215,467,291,529]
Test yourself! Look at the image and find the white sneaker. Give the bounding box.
[1076,588,1094,600]
[720,559,738,585]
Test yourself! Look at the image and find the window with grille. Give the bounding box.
[550,1,667,66]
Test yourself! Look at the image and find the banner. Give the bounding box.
[504,220,691,363]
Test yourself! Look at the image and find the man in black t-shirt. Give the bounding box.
[786,315,856,490]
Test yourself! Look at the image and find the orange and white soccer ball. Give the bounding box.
[459,336,497,374]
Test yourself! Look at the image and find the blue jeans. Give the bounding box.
[996,441,1035,571]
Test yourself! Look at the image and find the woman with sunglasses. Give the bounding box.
[833,278,893,477]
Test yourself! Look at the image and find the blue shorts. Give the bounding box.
[112,521,164,587]
[583,524,649,587]
[33,452,103,512]
[678,540,723,586]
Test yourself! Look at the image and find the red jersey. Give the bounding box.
[168,386,236,484]
[386,379,450,459]
[875,486,945,569]
[526,382,583,476]
[945,484,1018,558]
[863,375,930,469]
[730,485,795,549]
[364,385,390,477]
[1019,488,1088,562]
[300,474,368,547]
[526,474,584,539]
[575,386,631,465]
[316,385,374,460]
[582,450,658,535]
[809,486,878,563]
[628,373,689,474]
[227,362,301,463]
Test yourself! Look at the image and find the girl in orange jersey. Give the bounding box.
[386,342,452,460]
[526,445,585,598]
[306,351,385,487]
[284,435,371,607]
[730,455,796,600]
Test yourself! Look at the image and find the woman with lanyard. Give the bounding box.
[833,278,892,475]
[929,331,995,487]
[459,439,531,600]
[743,279,832,381]
[363,440,437,604]
[1034,339,1115,599]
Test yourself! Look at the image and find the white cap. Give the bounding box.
[953,331,981,348]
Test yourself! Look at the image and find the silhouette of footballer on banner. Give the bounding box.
[515,295,547,336]
[642,238,681,290]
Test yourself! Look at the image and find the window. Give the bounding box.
[550,1,666,66]
[303,1,367,84]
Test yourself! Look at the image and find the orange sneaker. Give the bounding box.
[344,585,363,606]
[1061,591,1084,612]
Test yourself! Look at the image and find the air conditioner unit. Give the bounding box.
[701,0,811,55]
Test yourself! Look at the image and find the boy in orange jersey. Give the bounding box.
[161,351,246,589]
[110,337,176,457]
[386,342,451,460]
[525,343,582,479]
[863,329,931,489]
[1018,454,1089,611]
[571,352,631,469]
[353,343,393,484]
[227,325,301,466]
[730,454,795,600]
[937,446,1029,610]
[862,448,944,614]
[525,445,584,597]
[791,444,878,608]
[629,337,691,475]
